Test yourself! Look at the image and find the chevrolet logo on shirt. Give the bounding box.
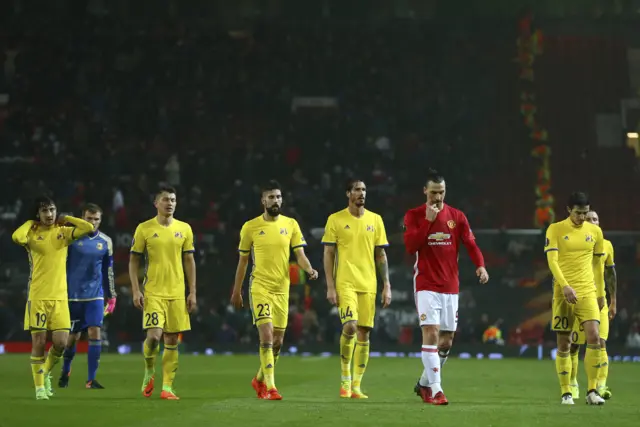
[428,232,452,246]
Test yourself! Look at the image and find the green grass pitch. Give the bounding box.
[0,354,639,427]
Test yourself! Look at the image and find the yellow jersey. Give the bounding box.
[12,220,91,301]
[321,208,389,293]
[131,217,195,299]
[238,214,306,294]
[594,239,615,298]
[544,217,605,297]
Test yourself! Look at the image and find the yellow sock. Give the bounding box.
[43,347,63,375]
[555,350,572,395]
[143,339,160,374]
[340,332,355,381]
[352,341,370,388]
[569,350,579,385]
[30,356,45,389]
[162,345,179,389]
[259,343,275,390]
[598,348,609,388]
[584,344,601,391]
[256,346,280,382]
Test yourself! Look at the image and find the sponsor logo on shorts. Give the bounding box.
[420,313,427,321]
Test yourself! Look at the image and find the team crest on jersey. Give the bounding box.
[174,232,183,239]
[585,234,593,242]
[78,241,83,246]
[96,242,103,250]
[366,225,374,232]
[57,233,64,240]
[280,228,288,235]
[447,220,456,229]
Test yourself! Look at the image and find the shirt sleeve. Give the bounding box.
[102,236,116,299]
[545,225,569,287]
[238,222,252,255]
[459,212,485,268]
[605,241,615,268]
[544,224,558,253]
[403,209,433,254]
[130,225,145,254]
[593,227,605,256]
[291,220,307,249]
[593,227,605,292]
[321,215,337,246]
[62,226,76,245]
[11,220,35,246]
[183,225,195,253]
[375,215,389,247]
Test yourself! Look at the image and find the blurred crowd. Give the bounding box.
[0,5,638,350]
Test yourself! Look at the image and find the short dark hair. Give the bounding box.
[156,186,177,199]
[345,178,364,192]
[567,191,590,209]
[32,195,55,218]
[261,180,282,194]
[425,169,445,186]
[83,203,103,215]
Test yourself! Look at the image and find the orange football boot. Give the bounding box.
[431,391,449,405]
[263,388,283,400]
[142,375,155,398]
[160,388,180,400]
[252,377,267,399]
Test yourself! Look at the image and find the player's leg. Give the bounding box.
[60,301,81,387]
[597,305,611,399]
[351,292,375,398]
[44,301,71,396]
[255,293,288,392]
[25,301,48,399]
[250,289,281,399]
[578,296,605,405]
[141,297,165,397]
[159,299,190,400]
[551,296,575,404]
[569,319,585,399]
[437,293,458,370]
[415,291,444,404]
[85,300,105,388]
[336,289,357,398]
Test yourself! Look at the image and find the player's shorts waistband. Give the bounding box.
[28,298,69,302]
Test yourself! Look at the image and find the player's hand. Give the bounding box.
[425,204,440,222]
[56,214,68,225]
[104,298,116,316]
[327,287,338,306]
[609,299,617,320]
[597,296,605,311]
[187,293,197,313]
[231,290,243,309]
[307,269,319,280]
[562,285,578,304]
[381,283,392,308]
[476,267,489,284]
[133,290,144,310]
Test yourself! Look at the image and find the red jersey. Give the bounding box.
[403,203,485,294]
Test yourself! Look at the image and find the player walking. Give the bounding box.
[568,209,616,400]
[12,196,94,400]
[58,203,116,389]
[231,180,318,400]
[403,170,488,405]
[129,187,197,400]
[322,179,392,399]
[545,193,607,405]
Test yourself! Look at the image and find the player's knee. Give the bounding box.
[356,327,370,342]
[556,333,571,351]
[570,344,580,354]
[163,333,179,346]
[342,321,357,336]
[421,325,439,345]
[31,332,47,351]
[87,327,100,341]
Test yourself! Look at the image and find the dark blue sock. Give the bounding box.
[62,345,76,376]
[87,340,101,382]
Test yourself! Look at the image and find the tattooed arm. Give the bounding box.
[375,247,391,308]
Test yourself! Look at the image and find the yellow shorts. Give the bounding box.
[551,292,600,333]
[571,304,609,344]
[24,300,70,331]
[249,287,288,329]
[143,297,191,333]
[337,289,376,329]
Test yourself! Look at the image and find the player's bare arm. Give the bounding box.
[231,254,249,308]
[374,247,392,308]
[129,253,144,310]
[293,248,319,280]
[183,252,197,313]
[606,266,617,319]
[323,244,338,305]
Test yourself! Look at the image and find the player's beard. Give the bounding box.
[354,198,365,207]
[266,205,280,217]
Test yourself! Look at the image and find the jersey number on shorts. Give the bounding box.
[340,306,353,320]
[257,303,271,318]
[35,313,47,327]
[554,315,569,329]
[145,312,160,327]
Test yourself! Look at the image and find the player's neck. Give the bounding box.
[262,212,279,222]
[156,214,174,227]
[347,205,365,218]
